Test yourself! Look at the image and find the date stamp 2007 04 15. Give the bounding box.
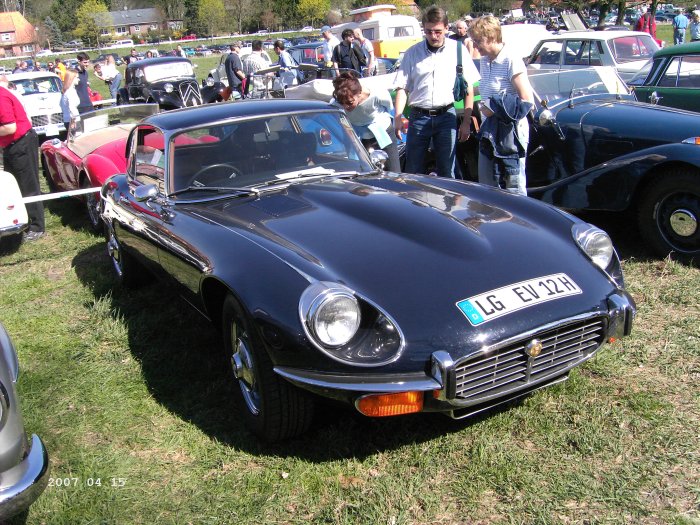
[48,477,127,488]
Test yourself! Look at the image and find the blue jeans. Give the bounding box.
[674,28,686,45]
[404,108,457,178]
[109,73,122,100]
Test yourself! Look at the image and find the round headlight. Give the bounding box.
[301,283,361,349]
[572,223,614,270]
[164,83,174,93]
[206,76,215,87]
[310,292,360,348]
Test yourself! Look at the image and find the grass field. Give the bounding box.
[0,177,699,524]
[1,23,699,524]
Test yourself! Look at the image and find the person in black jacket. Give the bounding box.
[75,52,93,114]
[332,29,366,75]
[224,43,245,99]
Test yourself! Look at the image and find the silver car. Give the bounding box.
[0,323,49,521]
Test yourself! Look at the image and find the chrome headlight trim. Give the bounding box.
[572,223,614,271]
[300,282,361,349]
[164,83,174,93]
[299,281,405,366]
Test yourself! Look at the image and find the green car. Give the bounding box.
[629,41,700,112]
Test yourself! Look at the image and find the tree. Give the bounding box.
[224,0,255,34]
[198,0,226,36]
[42,16,63,50]
[297,0,329,27]
[49,0,84,35]
[74,0,109,48]
[158,0,187,22]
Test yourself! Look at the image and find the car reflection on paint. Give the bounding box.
[100,99,635,442]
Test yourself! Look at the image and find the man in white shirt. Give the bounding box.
[320,26,340,70]
[243,40,273,97]
[393,6,480,178]
[353,28,376,76]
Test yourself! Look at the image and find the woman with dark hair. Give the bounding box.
[331,72,400,172]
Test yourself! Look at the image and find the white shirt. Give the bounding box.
[478,42,527,103]
[321,36,340,66]
[60,87,80,123]
[393,37,480,109]
[242,52,270,76]
[100,62,119,81]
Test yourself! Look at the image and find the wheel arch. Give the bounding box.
[631,160,700,211]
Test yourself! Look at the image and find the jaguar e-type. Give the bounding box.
[100,100,635,441]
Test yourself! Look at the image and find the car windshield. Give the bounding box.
[628,57,656,84]
[529,67,631,107]
[167,110,375,196]
[13,76,61,95]
[143,62,194,81]
[70,104,159,140]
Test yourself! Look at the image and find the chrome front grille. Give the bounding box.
[179,80,203,107]
[31,113,63,127]
[454,317,606,403]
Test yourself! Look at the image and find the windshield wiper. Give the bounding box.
[258,168,375,188]
[168,186,259,198]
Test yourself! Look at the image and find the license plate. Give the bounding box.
[456,273,582,326]
[44,124,60,136]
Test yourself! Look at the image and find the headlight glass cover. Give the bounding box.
[164,83,174,93]
[572,223,614,270]
[299,282,404,366]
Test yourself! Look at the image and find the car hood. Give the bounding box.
[192,174,619,350]
[20,92,60,112]
[147,78,197,89]
[555,97,700,145]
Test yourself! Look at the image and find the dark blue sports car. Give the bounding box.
[101,99,635,441]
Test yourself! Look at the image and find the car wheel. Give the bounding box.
[81,175,102,234]
[222,294,314,442]
[40,153,58,192]
[638,169,700,262]
[105,222,142,288]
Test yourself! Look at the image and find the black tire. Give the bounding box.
[105,222,142,288]
[638,170,700,262]
[40,153,58,192]
[81,175,102,234]
[222,294,314,442]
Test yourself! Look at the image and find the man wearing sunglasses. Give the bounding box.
[393,5,479,178]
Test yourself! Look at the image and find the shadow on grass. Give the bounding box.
[69,242,504,460]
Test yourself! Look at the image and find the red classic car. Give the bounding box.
[40,104,159,231]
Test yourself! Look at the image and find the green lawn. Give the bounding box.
[0,182,698,523]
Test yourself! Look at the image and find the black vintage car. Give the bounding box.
[100,99,635,442]
[116,56,226,110]
[521,67,700,262]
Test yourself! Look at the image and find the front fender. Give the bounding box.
[201,82,226,103]
[84,154,125,187]
[530,142,700,211]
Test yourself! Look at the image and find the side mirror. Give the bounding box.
[134,184,158,202]
[369,149,389,171]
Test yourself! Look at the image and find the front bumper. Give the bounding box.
[0,223,27,238]
[275,291,636,417]
[0,434,50,520]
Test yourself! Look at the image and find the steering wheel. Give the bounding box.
[190,163,242,185]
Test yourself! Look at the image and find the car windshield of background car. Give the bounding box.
[144,62,194,82]
[629,57,658,84]
[168,112,373,194]
[611,35,657,63]
[529,67,631,105]
[13,76,61,95]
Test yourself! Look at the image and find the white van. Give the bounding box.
[111,39,134,48]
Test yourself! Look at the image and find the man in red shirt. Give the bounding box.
[0,85,45,240]
[635,6,657,39]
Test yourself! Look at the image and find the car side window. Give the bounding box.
[132,128,165,187]
[676,55,700,88]
[658,56,681,87]
[531,41,563,65]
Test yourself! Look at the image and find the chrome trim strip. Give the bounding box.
[274,367,440,393]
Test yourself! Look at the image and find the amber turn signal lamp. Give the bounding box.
[356,391,423,417]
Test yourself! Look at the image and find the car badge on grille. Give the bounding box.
[525,339,543,357]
